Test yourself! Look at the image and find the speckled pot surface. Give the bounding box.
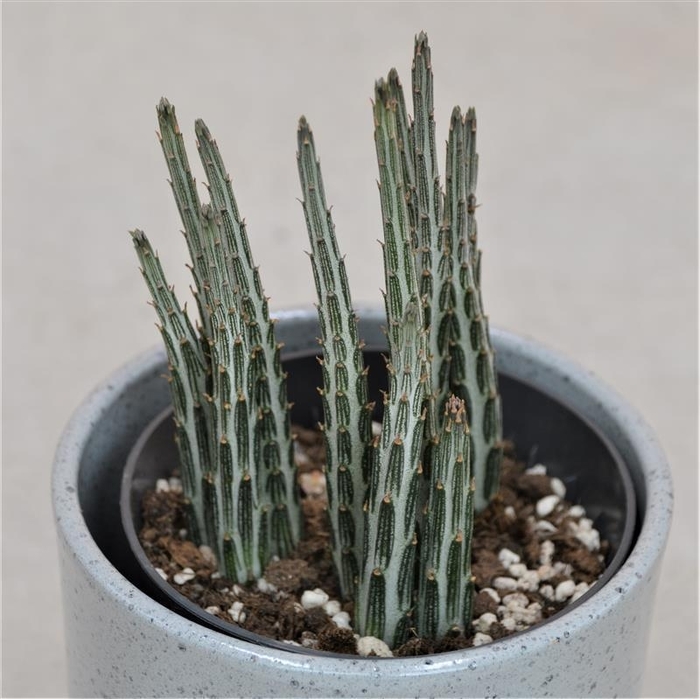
[53,308,672,698]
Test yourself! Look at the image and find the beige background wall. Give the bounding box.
[3,2,697,696]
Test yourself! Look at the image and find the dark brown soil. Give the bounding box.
[139,431,607,656]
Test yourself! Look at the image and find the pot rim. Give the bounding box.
[53,306,673,673]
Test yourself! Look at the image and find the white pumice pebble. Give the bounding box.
[504,505,516,520]
[536,494,560,518]
[199,545,217,567]
[256,578,277,594]
[525,464,547,475]
[481,587,501,603]
[537,564,555,581]
[555,580,576,602]
[567,520,581,535]
[232,584,244,597]
[549,477,566,498]
[571,582,591,602]
[576,528,601,551]
[568,517,600,550]
[526,603,543,623]
[516,570,540,592]
[357,636,393,657]
[501,616,517,631]
[539,540,555,565]
[553,561,573,576]
[168,477,183,493]
[539,584,555,601]
[509,603,542,626]
[155,567,168,581]
[155,478,170,493]
[508,563,527,578]
[331,611,352,629]
[568,504,585,518]
[173,568,195,585]
[323,600,342,617]
[210,571,222,580]
[473,612,498,633]
[371,421,383,437]
[229,601,245,623]
[204,606,220,615]
[282,639,302,647]
[178,528,188,539]
[301,636,319,649]
[535,519,557,534]
[301,588,330,609]
[498,548,521,567]
[493,576,518,592]
[502,592,529,608]
[473,633,493,646]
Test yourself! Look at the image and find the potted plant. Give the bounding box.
[53,33,671,697]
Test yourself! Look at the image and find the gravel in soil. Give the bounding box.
[138,428,607,656]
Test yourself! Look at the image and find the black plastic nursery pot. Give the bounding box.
[119,319,637,656]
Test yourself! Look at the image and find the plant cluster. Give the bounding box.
[132,32,502,649]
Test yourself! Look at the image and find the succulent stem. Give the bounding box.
[417,396,474,638]
[444,107,503,511]
[296,117,373,600]
[131,229,210,544]
[354,80,434,648]
[196,119,300,558]
[133,104,301,582]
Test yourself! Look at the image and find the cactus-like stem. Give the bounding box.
[435,106,467,417]
[385,50,441,445]
[387,69,418,252]
[134,101,301,582]
[207,311,266,580]
[130,230,209,543]
[447,109,502,511]
[156,99,214,342]
[194,204,264,578]
[296,117,373,600]
[355,81,433,648]
[372,78,425,357]
[417,395,474,639]
[358,305,430,648]
[196,120,300,558]
[410,32,444,358]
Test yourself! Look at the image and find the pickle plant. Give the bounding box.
[132,32,502,650]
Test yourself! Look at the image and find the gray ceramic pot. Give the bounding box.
[53,307,672,697]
